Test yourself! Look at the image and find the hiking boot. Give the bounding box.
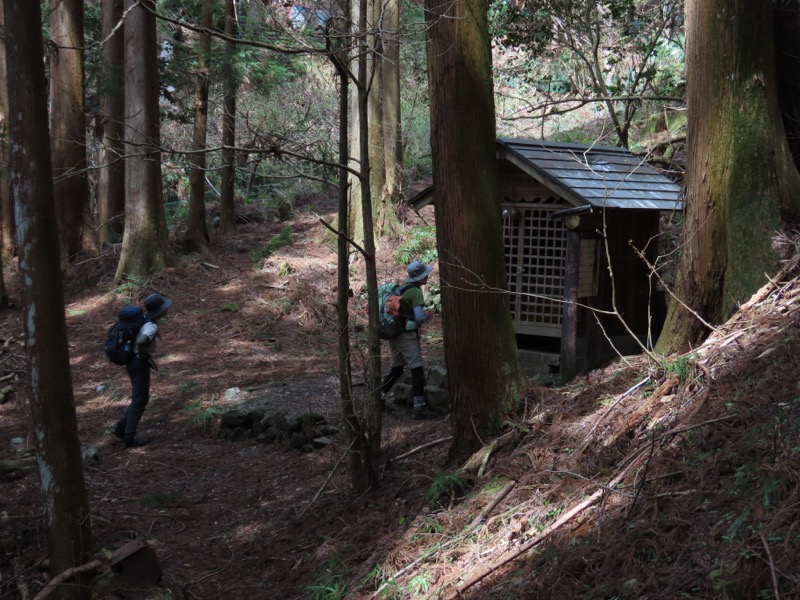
[123,436,150,448]
[112,423,125,439]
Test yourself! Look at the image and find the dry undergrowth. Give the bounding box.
[354,251,800,599]
[2,214,800,600]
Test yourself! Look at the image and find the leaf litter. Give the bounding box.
[1,212,800,599]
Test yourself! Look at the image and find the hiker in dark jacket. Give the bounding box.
[113,293,172,448]
[379,260,436,420]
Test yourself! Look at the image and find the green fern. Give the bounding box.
[186,396,222,429]
[661,352,697,383]
[251,225,293,264]
[307,553,348,600]
[424,470,464,505]
[114,274,151,301]
[395,226,438,265]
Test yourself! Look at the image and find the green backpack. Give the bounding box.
[377,282,412,340]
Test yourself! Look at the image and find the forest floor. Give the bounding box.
[2,200,800,600]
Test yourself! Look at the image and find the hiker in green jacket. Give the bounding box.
[380,260,436,420]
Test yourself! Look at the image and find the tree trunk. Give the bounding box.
[0,246,6,309]
[219,0,238,234]
[382,0,403,211]
[774,3,800,172]
[186,0,212,252]
[115,0,173,282]
[366,0,386,233]
[50,0,95,262]
[346,0,366,249]
[656,0,800,355]
[357,0,384,491]
[425,0,526,462]
[329,14,369,491]
[345,0,399,245]
[0,0,14,262]
[97,0,125,244]
[5,3,92,598]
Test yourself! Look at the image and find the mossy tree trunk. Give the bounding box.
[115,0,173,282]
[425,0,526,462]
[656,0,800,355]
[366,0,386,233]
[344,0,401,246]
[382,0,403,212]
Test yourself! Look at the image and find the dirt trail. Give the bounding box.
[0,211,450,599]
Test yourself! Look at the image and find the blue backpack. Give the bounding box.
[104,306,146,365]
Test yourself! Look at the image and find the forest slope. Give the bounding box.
[0,208,799,599]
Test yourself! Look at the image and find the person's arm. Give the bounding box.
[412,305,428,325]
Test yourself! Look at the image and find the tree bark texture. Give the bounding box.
[186,0,212,251]
[346,0,366,248]
[333,33,368,492]
[219,0,238,234]
[50,0,94,261]
[774,3,800,172]
[0,0,14,261]
[425,0,525,461]
[657,0,800,354]
[116,0,173,282]
[5,2,92,597]
[366,0,386,233]
[326,3,371,492]
[382,0,403,210]
[97,0,126,243]
[358,0,383,490]
[346,0,399,245]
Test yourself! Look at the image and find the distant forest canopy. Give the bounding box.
[70,0,687,210]
[0,1,688,287]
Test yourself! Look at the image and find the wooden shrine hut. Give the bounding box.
[410,138,683,379]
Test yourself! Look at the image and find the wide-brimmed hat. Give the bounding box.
[143,293,172,319]
[405,260,433,283]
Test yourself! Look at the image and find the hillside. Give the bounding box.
[1,206,799,600]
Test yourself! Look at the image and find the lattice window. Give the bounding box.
[503,200,568,336]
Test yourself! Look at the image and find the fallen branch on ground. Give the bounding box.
[444,470,628,599]
[577,376,652,453]
[297,439,354,519]
[469,480,517,530]
[393,436,451,462]
[445,413,738,597]
[32,559,104,600]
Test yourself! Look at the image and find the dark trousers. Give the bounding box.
[117,356,151,438]
[380,365,424,397]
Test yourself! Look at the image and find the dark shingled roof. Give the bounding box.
[497,138,682,211]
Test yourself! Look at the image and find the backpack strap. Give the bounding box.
[398,282,418,295]
[396,283,419,320]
